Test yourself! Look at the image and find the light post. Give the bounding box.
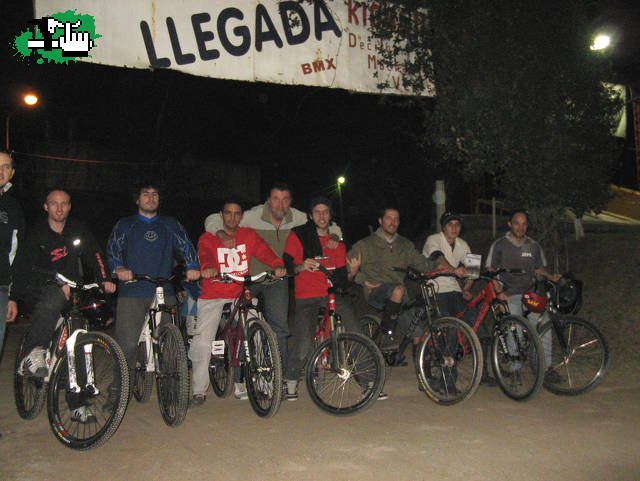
[337,175,346,229]
[5,93,39,150]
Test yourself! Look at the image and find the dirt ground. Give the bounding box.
[1,322,639,481]
[2,228,639,480]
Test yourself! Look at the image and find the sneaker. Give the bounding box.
[234,383,248,400]
[285,380,298,401]
[378,331,399,352]
[21,347,48,377]
[70,406,97,424]
[191,394,206,406]
[545,369,564,384]
[377,391,388,400]
[480,375,497,387]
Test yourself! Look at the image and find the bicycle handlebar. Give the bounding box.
[129,273,177,285]
[392,266,459,281]
[213,271,283,284]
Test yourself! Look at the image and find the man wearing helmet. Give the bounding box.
[423,212,494,385]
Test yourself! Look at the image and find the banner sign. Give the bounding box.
[34,0,434,96]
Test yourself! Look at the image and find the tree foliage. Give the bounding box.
[368,0,623,219]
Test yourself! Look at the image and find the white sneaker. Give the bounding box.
[21,347,48,377]
[70,406,97,424]
[234,382,248,400]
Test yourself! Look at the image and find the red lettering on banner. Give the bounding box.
[313,60,325,72]
[301,58,336,75]
[302,63,312,74]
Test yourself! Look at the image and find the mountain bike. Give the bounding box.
[130,273,189,427]
[14,273,129,450]
[522,276,609,395]
[304,265,385,416]
[456,269,545,401]
[208,271,283,418]
[360,268,483,405]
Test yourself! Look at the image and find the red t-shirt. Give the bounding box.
[284,232,346,299]
[198,227,283,299]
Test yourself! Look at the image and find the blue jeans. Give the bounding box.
[0,285,8,360]
[250,280,290,374]
[507,294,551,368]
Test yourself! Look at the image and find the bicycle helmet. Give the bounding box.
[552,275,583,314]
[522,290,547,313]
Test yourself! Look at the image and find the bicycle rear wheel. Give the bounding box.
[306,332,385,416]
[14,333,47,419]
[209,331,233,398]
[492,315,544,401]
[415,316,482,406]
[47,332,129,450]
[359,314,380,340]
[538,316,609,395]
[156,323,189,427]
[133,340,154,402]
[244,317,282,418]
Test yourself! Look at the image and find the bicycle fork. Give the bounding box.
[65,328,98,395]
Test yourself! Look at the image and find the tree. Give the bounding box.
[368,0,623,224]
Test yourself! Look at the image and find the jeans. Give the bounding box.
[250,280,290,374]
[286,295,362,381]
[24,284,67,354]
[189,298,229,395]
[0,285,8,360]
[114,296,175,374]
[507,294,551,368]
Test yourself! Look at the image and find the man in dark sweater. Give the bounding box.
[0,150,25,439]
[12,189,115,381]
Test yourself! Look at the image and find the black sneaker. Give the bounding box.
[545,369,564,384]
[480,375,497,387]
[285,381,298,401]
[377,391,389,400]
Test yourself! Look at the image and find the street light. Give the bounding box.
[336,175,346,231]
[5,93,39,150]
[590,34,611,51]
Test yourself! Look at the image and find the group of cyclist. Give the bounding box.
[2,152,561,427]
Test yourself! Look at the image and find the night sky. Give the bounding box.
[2,1,638,243]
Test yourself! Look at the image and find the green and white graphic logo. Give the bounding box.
[13,10,100,65]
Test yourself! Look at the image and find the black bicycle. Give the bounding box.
[14,273,129,450]
[523,276,609,395]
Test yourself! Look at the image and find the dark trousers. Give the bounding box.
[24,285,67,353]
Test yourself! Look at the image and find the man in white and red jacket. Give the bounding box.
[190,201,286,405]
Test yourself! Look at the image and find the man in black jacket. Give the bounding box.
[0,150,24,439]
[13,189,115,387]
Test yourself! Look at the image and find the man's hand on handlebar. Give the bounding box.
[201,266,219,279]
[61,283,71,300]
[103,281,116,294]
[273,266,287,278]
[186,269,201,281]
[453,266,467,278]
[115,266,134,282]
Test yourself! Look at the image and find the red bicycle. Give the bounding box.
[304,264,385,416]
[207,271,283,418]
[456,269,545,401]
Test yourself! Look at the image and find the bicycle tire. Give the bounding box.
[156,323,189,427]
[209,331,233,398]
[47,332,129,450]
[491,315,544,401]
[133,340,154,403]
[415,316,483,406]
[306,332,385,416]
[243,317,283,418]
[14,333,47,420]
[359,314,381,340]
[538,316,609,396]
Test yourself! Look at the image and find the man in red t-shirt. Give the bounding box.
[190,201,286,405]
[283,197,365,401]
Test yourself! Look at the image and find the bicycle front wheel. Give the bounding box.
[538,316,609,395]
[244,317,283,418]
[359,314,381,340]
[47,332,129,450]
[133,340,154,402]
[306,332,385,416]
[14,333,47,420]
[209,332,233,398]
[492,315,544,401]
[156,323,189,427]
[415,316,483,406]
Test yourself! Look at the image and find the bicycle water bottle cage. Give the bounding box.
[522,291,547,313]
